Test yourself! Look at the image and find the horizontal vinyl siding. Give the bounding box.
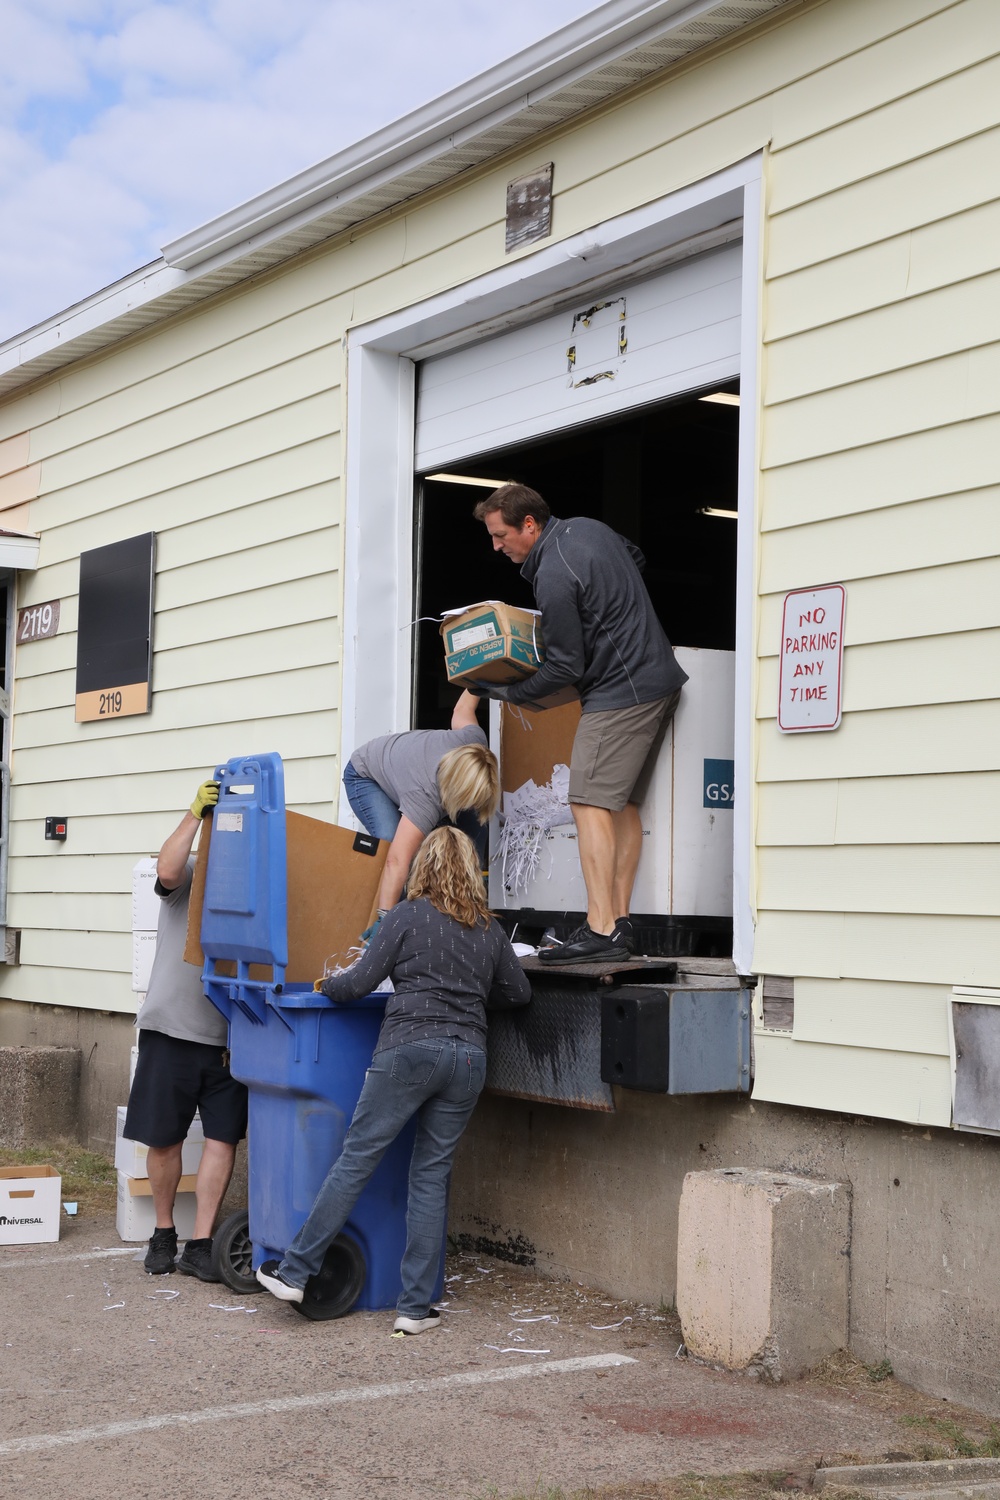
[0,278,349,1015]
[750,0,1000,1112]
[753,1032,953,1127]
[757,773,1000,846]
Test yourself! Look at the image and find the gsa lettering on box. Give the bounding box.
[703,759,734,809]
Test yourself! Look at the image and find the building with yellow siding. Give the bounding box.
[0,0,997,1405]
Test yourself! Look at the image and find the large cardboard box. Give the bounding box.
[115,1105,205,1178]
[0,1165,61,1245]
[184,810,388,982]
[498,697,582,797]
[116,1171,197,1242]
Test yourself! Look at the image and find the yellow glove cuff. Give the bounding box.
[190,780,220,819]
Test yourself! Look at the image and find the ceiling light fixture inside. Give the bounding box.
[425,473,512,488]
[698,392,740,406]
[698,506,739,519]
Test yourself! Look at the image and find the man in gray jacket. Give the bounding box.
[474,484,687,963]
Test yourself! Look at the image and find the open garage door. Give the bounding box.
[414,244,741,469]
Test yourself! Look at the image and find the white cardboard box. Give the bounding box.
[116,1170,197,1242]
[114,1106,205,1178]
[0,1165,61,1244]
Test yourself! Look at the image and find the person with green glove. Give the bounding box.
[123,777,248,1281]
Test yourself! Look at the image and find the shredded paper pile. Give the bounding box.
[497,763,573,895]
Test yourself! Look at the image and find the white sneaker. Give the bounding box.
[393,1309,441,1334]
[256,1259,304,1303]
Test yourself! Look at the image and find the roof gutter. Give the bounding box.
[163,0,756,270]
[0,0,790,398]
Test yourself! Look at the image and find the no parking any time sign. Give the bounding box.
[778,584,846,732]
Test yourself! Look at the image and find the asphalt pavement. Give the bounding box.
[0,1211,986,1500]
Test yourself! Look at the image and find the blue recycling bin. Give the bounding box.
[200,752,436,1316]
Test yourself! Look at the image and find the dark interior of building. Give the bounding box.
[411,383,740,728]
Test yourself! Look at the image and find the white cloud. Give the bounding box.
[0,0,599,342]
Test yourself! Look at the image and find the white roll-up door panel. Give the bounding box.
[415,243,741,469]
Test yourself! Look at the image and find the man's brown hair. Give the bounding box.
[473,484,551,529]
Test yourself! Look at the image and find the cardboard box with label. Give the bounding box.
[0,1165,61,1245]
[117,1171,198,1242]
[441,601,579,707]
[184,810,389,982]
[441,602,543,687]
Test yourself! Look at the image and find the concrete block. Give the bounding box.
[677,1166,851,1381]
[0,1046,81,1148]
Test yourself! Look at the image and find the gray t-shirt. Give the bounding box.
[135,861,227,1047]
[350,725,487,834]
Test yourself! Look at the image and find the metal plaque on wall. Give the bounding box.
[505,163,554,253]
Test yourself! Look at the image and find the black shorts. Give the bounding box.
[124,1030,248,1148]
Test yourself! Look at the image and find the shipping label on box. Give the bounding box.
[441,602,543,687]
[116,1171,197,1242]
[115,1105,205,1178]
[0,1165,61,1245]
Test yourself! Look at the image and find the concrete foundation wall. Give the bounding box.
[0,999,249,1215]
[451,1088,1000,1416]
[0,999,135,1154]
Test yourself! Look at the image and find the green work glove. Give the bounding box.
[360,910,390,945]
[190,780,220,819]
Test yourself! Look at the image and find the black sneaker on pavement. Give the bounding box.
[538,924,619,964]
[393,1309,441,1335]
[144,1226,178,1275]
[611,917,636,954]
[176,1238,221,1283]
[256,1259,304,1303]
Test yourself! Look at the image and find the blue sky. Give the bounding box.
[0,0,599,343]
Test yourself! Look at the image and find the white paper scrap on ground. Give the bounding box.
[209,1304,258,1313]
[589,1316,632,1329]
[510,1313,558,1323]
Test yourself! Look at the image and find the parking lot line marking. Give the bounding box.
[0,1247,140,1270]
[0,1353,637,1455]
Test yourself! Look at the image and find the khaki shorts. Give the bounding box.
[568,690,681,812]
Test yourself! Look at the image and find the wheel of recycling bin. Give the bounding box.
[212,1209,260,1295]
[292,1233,367,1322]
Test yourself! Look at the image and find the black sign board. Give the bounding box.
[75,533,156,723]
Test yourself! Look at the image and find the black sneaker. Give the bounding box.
[256,1259,304,1303]
[611,917,636,955]
[176,1238,221,1283]
[538,924,619,964]
[539,923,587,953]
[144,1226,178,1274]
[393,1309,441,1335]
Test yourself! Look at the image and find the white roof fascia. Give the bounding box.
[0,534,40,570]
[0,0,790,399]
[163,0,768,271]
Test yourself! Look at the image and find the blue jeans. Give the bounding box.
[343,760,401,843]
[279,1038,487,1316]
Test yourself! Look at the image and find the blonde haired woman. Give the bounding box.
[257,826,531,1330]
[343,689,500,924]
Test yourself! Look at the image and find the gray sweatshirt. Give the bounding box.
[318,898,531,1051]
[504,516,688,713]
